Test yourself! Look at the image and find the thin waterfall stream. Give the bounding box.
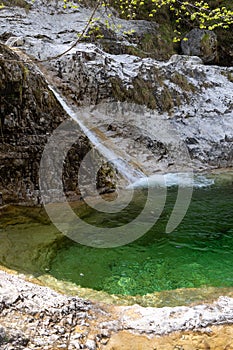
[48,85,145,184]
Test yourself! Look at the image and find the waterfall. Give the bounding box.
[49,85,145,184]
[44,84,214,238]
[48,85,214,190]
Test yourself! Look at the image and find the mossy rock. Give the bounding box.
[181,28,217,63]
[137,25,175,60]
[170,72,196,92]
[110,76,157,110]
[1,0,31,9]
[110,75,181,113]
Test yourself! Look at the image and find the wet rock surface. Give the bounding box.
[0,43,115,204]
[0,0,233,179]
[103,325,233,350]
[0,2,233,349]
[0,43,68,204]
[47,47,233,171]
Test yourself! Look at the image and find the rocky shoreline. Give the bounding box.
[0,269,102,349]
[1,269,233,349]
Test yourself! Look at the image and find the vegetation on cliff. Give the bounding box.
[62,0,233,46]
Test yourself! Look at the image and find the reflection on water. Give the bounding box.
[0,172,233,306]
[0,206,63,274]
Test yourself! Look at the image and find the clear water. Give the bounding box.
[49,173,233,296]
[0,173,233,299]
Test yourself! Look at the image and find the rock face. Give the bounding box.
[0,0,175,61]
[0,0,233,204]
[181,28,218,63]
[48,48,233,170]
[1,0,232,65]
[0,44,92,204]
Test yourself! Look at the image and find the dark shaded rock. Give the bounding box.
[0,44,92,204]
[0,326,6,344]
[215,26,233,66]
[0,325,29,349]
[181,28,217,63]
[1,0,31,9]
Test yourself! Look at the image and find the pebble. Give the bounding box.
[69,340,81,349]
[57,344,67,349]
[85,339,97,350]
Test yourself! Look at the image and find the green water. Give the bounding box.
[0,172,233,298]
[49,173,233,296]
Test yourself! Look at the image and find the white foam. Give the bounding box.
[127,173,214,189]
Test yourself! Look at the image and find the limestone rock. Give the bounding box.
[1,270,233,348]
[47,46,233,170]
[0,1,232,199]
[85,339,97,350]
[5,36,25,47]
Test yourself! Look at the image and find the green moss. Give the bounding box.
[159,88,174,112]
[227,72,233,82]
[200,33,216,59]
[2,0,31,10]
[123,45,148,59]
[170,72,196,92]
[136,23,175,60]
[111,76,158,110]
[220,70,233,82]
[141,33,155,51]
[110,77,126,101]
[110,75,180,113]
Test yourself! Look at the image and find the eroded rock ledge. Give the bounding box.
[1,270,233,349]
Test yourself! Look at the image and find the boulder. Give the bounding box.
[181,28,217,63]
